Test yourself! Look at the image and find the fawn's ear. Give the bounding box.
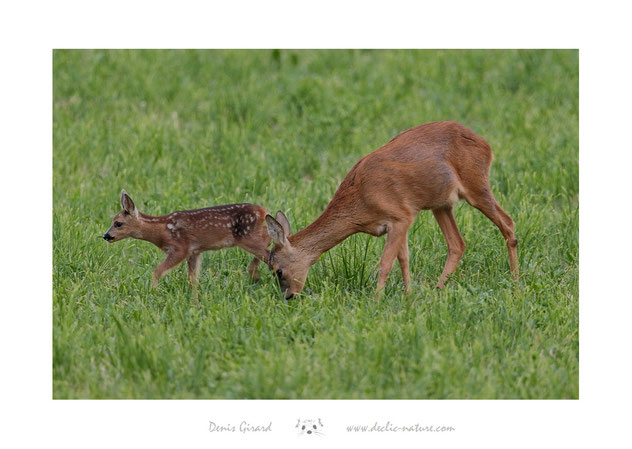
[275,210,291,236]
[120,189,137,215]
[265,214,288,246]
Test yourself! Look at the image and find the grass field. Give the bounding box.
[53,50,578,399]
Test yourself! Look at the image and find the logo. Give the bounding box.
[296,418,324,436]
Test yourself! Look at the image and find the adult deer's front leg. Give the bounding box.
[397,236,411,294]
[377,222,411,296]
[433,207,466,289]
[153,250,188,287]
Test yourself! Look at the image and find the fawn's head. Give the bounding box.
[266,211,310,300]
[103,190,141,243]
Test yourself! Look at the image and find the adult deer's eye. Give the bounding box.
[302,425,305,430]
[313,425,317,429]
[115,222,123,228]
[276,269,283,278]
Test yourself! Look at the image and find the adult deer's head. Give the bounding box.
[265,211,310,299]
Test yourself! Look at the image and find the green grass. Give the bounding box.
[53,49,578,399]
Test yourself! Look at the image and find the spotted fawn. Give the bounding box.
[103,190,271,297]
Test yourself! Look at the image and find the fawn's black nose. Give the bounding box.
[286,293,294,300]
[103,233,113,241]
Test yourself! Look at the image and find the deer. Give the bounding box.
[102,190,271,298]
[265,121,519,299]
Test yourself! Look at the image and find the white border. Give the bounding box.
[2,1,631,447]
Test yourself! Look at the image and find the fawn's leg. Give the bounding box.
[397,236,411,294]
[432,207,466,288]
[153,250,188,287]
[238,235,271,282]
[464,190,519,279]
[246,258,262,281]
[376,221,411,296]
[187,252,202,298]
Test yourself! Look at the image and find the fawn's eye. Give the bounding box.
[302,426,305,430]
[115,222,123,228]
[276,269,283,278]
[313,425,317,429]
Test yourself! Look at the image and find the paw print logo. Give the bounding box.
[296,418,324,436]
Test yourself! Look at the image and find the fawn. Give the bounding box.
[102,190,271,296]
[265,121,518,299]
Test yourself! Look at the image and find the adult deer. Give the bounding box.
[266,121,518,299]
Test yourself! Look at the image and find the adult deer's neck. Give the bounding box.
[288,184,360,265]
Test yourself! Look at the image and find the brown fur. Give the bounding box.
[266,121,518,299]
[103,190,271,298]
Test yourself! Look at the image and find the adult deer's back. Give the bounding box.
[266,121,518,299]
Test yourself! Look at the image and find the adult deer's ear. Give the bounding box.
[120,189,137,215]
[275,210,291,236]
[266,214,288,246]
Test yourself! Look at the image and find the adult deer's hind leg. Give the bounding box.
[432,207,466,288]
[464,187,519,279]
